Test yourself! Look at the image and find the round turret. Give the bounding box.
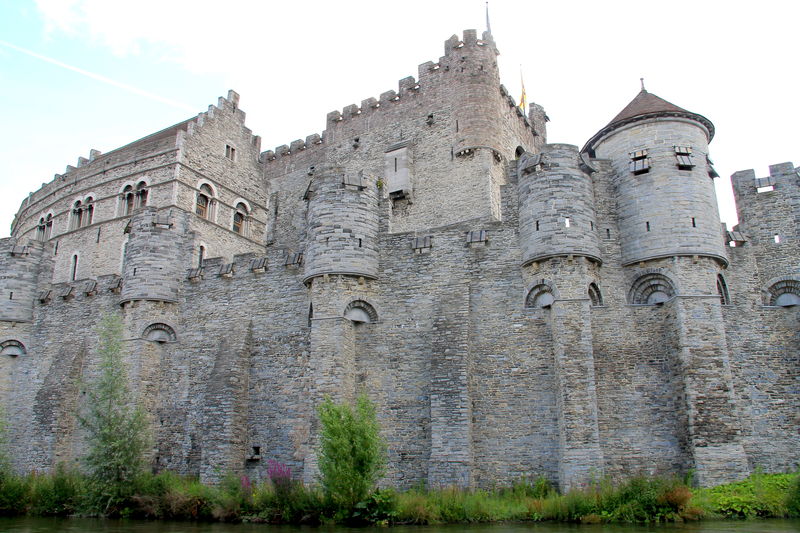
[0,239,45,323]
[120,208,187,304]
[584,90,726,266]
[518,144,601,265]
[303,167,379,283]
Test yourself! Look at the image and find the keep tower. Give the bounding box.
[441,30,517,221]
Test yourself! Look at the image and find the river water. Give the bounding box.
[1,518,799,533]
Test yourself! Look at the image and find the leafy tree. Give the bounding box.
[80,313,149,513]
[317,393,385,512]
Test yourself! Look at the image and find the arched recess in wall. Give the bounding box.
[135,180,149,209]
[0,340,26,357]
[142,323,177,344]
[525,280,557,308]
[37,212,54,241]
[119,182,136,216]
[70,199,83,230]
[344,300,378,324]
[717,274,731,305]
[232,198,252,236]
[37,212,55,241]
[588,282,603,306]
[195,180,217,221]
[628,272,675,305]
[765,277,800,307]
[515,146,526,159]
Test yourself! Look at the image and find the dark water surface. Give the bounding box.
[1,518,799,533]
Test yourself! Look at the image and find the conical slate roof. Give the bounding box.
[607,89,692,126]
[582,89,714,153]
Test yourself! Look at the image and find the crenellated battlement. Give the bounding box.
[731,161,798,193]
[265,29,531,163]
[261,133,326,164]
[731,161,799,248]
[442,29,497,57]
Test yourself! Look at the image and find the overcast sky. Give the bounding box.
[1,0,797,238]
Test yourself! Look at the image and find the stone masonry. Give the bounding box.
[0,28,798,490]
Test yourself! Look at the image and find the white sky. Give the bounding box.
[0,0,798,237]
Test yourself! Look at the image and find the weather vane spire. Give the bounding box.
[486,1,492,34]
[640,78,646,92]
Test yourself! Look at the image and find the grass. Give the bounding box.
[395,475,695,524]
[0,466,796,525]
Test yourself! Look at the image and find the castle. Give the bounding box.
[0,28,798,490]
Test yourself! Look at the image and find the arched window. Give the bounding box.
[767,279,800,307]
[71,200,83,230]
[629,273,675,305]
[0,340,26,357]
[84,197,94,225]
[588,283,603,306]
[196,184,214,219]
[232,202,249,235]
[122,185,135,215]
[36,217,46,241]
[135,181,148,208]
[71,254,79,281]
[515,146,525,159]
[344,300,378,324]
[198,245,205,267]
[142,323,177,344]
[717,274,730,305]
[44,214,53,239]
[525,283,555,308]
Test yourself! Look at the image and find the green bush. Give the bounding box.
[0,472,29,516]
[317,394,385,514]
[251,478,325,524]
[352,488,398,524]
[209,474,253,521]
[156,474,214,520]
[28,464,84,516]
[786,474,800,517]
[693,471,795,518]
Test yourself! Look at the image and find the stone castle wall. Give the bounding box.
[0,29,797,490]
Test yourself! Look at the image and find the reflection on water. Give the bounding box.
[1,518,799,533]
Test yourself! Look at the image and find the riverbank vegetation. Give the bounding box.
[0,467,797,525]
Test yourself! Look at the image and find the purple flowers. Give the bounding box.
[268,459,292,494]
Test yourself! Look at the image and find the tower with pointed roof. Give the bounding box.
[579,88,750,485]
